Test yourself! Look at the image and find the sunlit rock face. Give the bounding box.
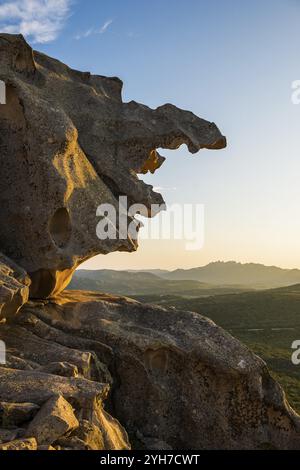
[2,290,299,450]
[0,33,226,298]
[0,253,30,321]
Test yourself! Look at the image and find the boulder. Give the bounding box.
[0,254,30,321]
[0,367,109,406]
[0,437,37,450]
[0,325,94,378]
[3,290,300,450]
[0,428,21,443]
[0,402,39,427]
[25,395,79,445]
[37,362,79,378]
[0,366,130,450]
[69,419,104,450]
[0,33,226,298]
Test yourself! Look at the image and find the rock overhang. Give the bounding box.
[0,33,226,298]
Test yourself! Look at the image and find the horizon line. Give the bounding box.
[78,259,300,272]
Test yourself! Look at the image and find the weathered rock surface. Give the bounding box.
[0,33,226,298]
[0,290,299,450]
[0,401,39,427]
[0,428,23,443]
[0,437,37,450]
[0,366,130,449]
[0,254,30,321]
[0,32,299,453]
[25,395,79,445]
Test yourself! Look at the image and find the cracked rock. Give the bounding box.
[25,395,79,445]
[0,33,226,298]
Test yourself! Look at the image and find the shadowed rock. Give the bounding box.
[0,254,30,321]
[0,291,298,450]
[0,437,37,450]
[2,32,295,452]
[25,395,79,445]
[0,402,39,427]
[0,33,226,298]
[0,366,130,450]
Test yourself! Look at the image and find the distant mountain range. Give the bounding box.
[69,268,246,297]
[69,261,300,295]
[154,261,300,288]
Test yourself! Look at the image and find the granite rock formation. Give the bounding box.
[1,33,300,451]
[0,254,30,321]
[0,33,226,298]
[0,291,299,450]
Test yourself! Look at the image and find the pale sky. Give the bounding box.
[2,0,300,270]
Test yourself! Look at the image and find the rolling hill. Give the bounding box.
[134,284,300,413]
[70,263,300,412]
[69,269,248,297]
[154,261,300,289]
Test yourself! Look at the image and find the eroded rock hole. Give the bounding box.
[144,348,169,373]
[49,208,72,248]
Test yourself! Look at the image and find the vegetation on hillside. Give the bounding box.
[134,285,300,413]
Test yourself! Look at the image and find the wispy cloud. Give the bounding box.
[98,19,112,34]
[153,186,178,192]
[0,0,72,43]
[75,19,113,40]
[74,27,93,40]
